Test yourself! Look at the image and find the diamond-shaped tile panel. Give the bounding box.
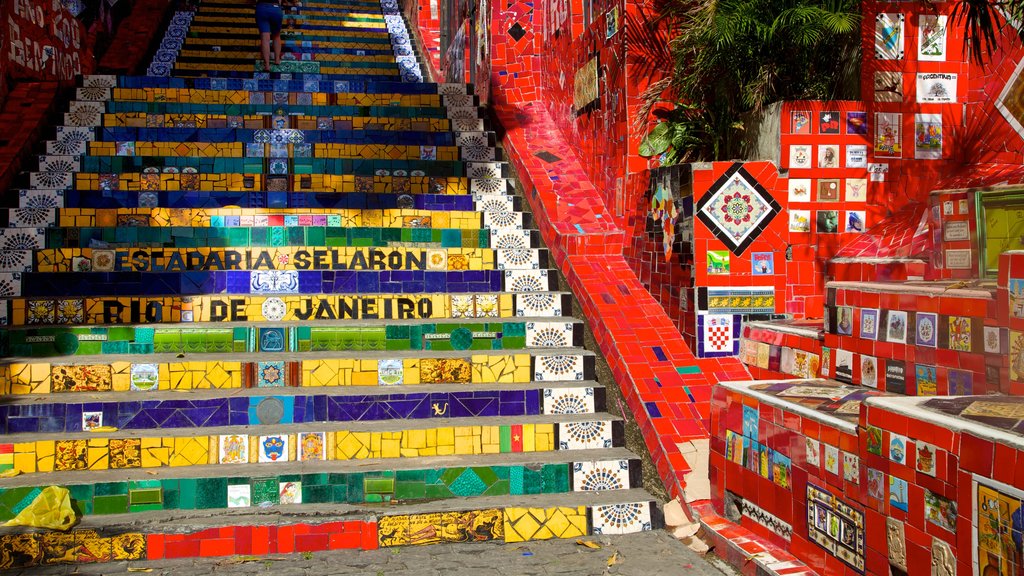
[695,163,781,256]
[591,502,653,534]
[572,460,630,491]
[997,57,1024,139]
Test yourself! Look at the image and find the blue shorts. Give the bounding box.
[255,2,283,34]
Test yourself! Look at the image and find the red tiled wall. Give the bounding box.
[824,283,1005,395]
[97,0,175,75]
[710,386,863,576]
[0,1,94,92]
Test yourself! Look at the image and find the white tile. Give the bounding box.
[527,322,575,348]
[543,387,595,414]
[573,459,630,491]
[558,420,613,450]
[227,484,251,508]
[496,249,540,270]
[591,502,652,534]
[535,353,584,381]
[514,292,563,317]
[219,434,249,464]
[258,434,289,463]
[504,269,551,292]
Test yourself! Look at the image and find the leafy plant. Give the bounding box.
[632,0,861,162]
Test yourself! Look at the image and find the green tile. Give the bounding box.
[194,478,228,509]
[393,481,425,500]
[252,478,279,507]
[304,484,331,504]
[94,482,127,496]
[93,495,129,515]
[364,477,395,495]
[129,488,163,506]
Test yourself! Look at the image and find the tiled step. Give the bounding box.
[8,226,539,251]
[0,449,643,517]
[0,349,597,394]
[0,0,662,565]
[0,414,625,475]
[1,290,573,326]
[0,381,606,432]
[0,318,582,356]
[4,268,556,297]
[0,490,661,568]
[19,186,515,208]
[11,246,547,272]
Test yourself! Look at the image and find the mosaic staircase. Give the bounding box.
[0,0,662,568]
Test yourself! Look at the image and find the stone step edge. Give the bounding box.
[0,446,640,489]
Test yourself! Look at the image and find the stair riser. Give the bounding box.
[0,421,623,474]
[2,319,577,357]
[1,354,596,394]
[0,460,639,519]
[0,386,604,433]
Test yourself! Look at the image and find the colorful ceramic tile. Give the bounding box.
[378,359,404,386]
[526,322,574,348]
[915,312,938,347]
[860,355,878,388]
[875,13,905,60]
[219,434,249,464]
[558,421,613,450]
[751,252,773,275]
[298,432,326,461]
[806,483,865,572]
[836,306,853,335]
[695,164,781,256]
[889,476,910,512]
[824,445,840,475]
[805,438,821,467]
[788,179,811,203]
[949,316,972,351]
[889,434,908,465]
[791,110,811,134]
[258,328,286,352]
[82,411,102,431]
[842,452,859,484]
[543,387,595,414]
[572,460,629,492]
[916,364,938,395]
[867,468,885,500]
[886,310,908,344]
[279,481,302,504]
[916,442,937,476]
[130,363,159,392]
[789,210,811,233]
[227,484,250,508]
[420,358,471,383]
[258,435,288,463]
[742,405,759,441]
[860,308,879,340]
[256,361,286,387]
[984,326,1003,354]
[706,251,730,275]
[535,354,584,381]
[591,502,652,535]
[818,145,839,168]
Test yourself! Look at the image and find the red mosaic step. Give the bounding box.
[0,81,60,194]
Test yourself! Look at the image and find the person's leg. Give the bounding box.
[261,31,272,70]
[255,3,274,70]
[270,6,284,66]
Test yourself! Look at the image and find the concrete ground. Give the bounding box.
[13,529,731,576]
